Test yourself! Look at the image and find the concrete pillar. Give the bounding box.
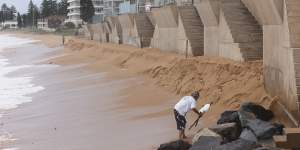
[150,5,179,52]
[118,14,135,45]
[194,0,220,56]
[241,0,283,25]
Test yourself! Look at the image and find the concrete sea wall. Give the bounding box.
[118,14,135,45]
[151,5,179,52]
[80,0,300,126]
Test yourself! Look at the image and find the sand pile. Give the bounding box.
[52,38,276,126]
[147,57,270,108]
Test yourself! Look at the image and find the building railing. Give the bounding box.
[177,0,194,6]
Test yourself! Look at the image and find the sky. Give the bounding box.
[0,0,42,14]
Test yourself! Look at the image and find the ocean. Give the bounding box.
[0,35,44,111]
[0,34,58,150]
[0,34,176,150]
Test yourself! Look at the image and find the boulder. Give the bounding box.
[254,147,281,150]
[217,111,240,125]
[246,119,284,140]
[158,140,191,150]
[240,102,274,121]
[210,123,241,142]
[238,109,256,127]
[240,128,258,143]
[214,139,261,150]
[189,136,222,150]
[192,128,221,144]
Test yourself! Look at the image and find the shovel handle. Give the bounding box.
[189,116,201,130]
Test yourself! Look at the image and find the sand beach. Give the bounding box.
[0,33,275,149]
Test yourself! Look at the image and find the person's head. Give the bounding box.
[191,91,200,101]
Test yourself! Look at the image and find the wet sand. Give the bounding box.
[0,37,181,149]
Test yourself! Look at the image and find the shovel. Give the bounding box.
[189,115,201,130]
[189,103,212,130]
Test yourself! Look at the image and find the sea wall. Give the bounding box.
[118,14,135,45]
[105,16,122,44]
[79,0,300,126]
[194,0,263,61]
[241,0,300,126]
[177,6,204,56]
[89,23,102,41]
[150,5,179,52]
[132,13,155,48]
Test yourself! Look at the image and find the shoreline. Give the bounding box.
[0,33,180,149]
[14,31,278,124]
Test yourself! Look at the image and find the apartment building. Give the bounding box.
[66,0,105,26]
[119,0,152,14]
[103,0,124,17]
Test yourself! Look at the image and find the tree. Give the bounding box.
[64,22,75,29]
[0,3,17,22]
[57,0,68,16]
[27,0,34,26]
[33,6,41,26]
[49,0,58,16]
[47,15,64,28]
[9,6,16,20]
[41,0,51,18]
[1,4,9,21]
[17,13,22,28]
[27,0,40,27]
[21,14,27,27]
[1,4,8,14]
[80,0,95,23]
[0,10,3,23]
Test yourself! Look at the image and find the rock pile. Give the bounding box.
[157,140,191,150]
[158,102,284,150]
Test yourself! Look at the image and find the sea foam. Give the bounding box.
[0,34,44,110]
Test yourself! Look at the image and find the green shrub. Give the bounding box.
[64,22,76,29]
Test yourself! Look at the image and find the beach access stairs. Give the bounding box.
[222,0,263,61]
[274,128,300,149]
[178,5,204,56]
[135,14,155,47]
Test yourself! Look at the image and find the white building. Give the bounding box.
[38,19,48,29]
[0,20,18,29]
[66,0,105,26]
[37,19,55,32]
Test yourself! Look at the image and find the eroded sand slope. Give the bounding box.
[51,38,276,126]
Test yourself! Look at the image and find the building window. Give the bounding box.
[96,8,103,12]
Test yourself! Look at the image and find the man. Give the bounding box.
[174,91,202,139]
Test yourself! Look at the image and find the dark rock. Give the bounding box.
[192,128,221,144]
[240,102,274,121]
[254,147,281,150]
[238,109,256,127]
[189,136,222,150]
[240,128,258,142]
[214,139,261,150]
[272,123,284,135]
[246,119,284,140]
[158,140,191,150]
[210,123,241,142]
[217,111,240,125]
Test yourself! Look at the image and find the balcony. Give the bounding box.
[68,0,80,3]
[67,12,80,16]
[68,5,81,10]
[95,12,105,15]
